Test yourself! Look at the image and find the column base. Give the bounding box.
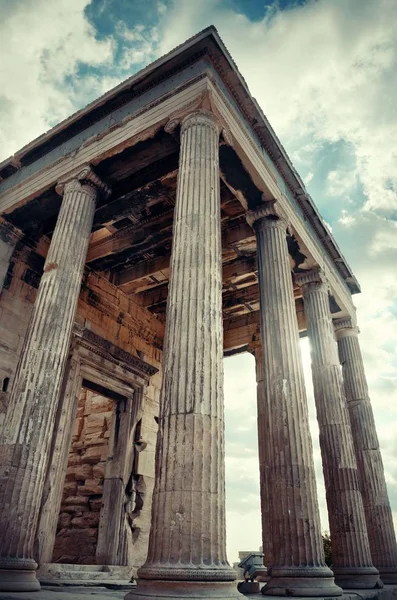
[125,580,242,599]
[333,566,382,589]
[0,558,40,592]
[262,566,342,597]
[379,568,397,584]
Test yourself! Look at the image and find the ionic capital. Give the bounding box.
[295,267,328,291]
[180,110,221,135]
[56,165,111,199]
[246,199,288,231]
[333,316,359,339]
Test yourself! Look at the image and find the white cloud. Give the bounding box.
[0,0,117,159]
[338,209,356,228]
[327,168,357,198]
[156,0,397,216]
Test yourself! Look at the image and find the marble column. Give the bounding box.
[296,269,380,589]
[127,111,239,600]
[254,346,273,576]
[0,167,110,591]
[334,317,397,583]
[35,352,82,564]
[247,202,341,597]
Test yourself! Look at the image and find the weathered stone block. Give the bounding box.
[72,416,84,441]
[61,504,89,514]
[89,498,103,511]
[66,464,93,481]
[62,481,77,496]
[58,512,72,529]
[84,434,106,446]
[71,511,100,529]
[77,479,103,496]
[67,452,81,466]
[89,393,114,412]
[63,496,89,507]
[93,462,106,479]
[80,445,105,464]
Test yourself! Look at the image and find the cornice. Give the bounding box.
[74,327,158,381]
[0,28,359,305]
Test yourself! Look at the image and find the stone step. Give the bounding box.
[37,563,135,588]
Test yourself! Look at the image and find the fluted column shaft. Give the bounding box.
[131,111,238,600]
[335,318,397,583]
[254,347,273,573]
[0,169,108,592]
[248,204,340,597]
[297,271,379,589]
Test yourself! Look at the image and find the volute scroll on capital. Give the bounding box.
[55,165,111,199]
[180,109,222,135]
[245,197,288,231]
[333,316,359,339]
[294,266,329,290]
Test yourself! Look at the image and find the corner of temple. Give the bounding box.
[55,165,111,199]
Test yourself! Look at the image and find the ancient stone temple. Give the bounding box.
[0,26,396,599]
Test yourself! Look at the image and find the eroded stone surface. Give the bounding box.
[0,176,99,591]
[131,111,239,599]
[52,389,114,565]
[335,318,397,584]
[248,205,341,597]
[296,269,380,589]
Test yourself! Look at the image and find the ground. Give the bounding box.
[0,586,127,600]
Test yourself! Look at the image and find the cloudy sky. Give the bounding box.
[1,0,397,565]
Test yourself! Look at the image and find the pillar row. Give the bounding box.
[296,269,380,589]
[254,347,273,574]
[247,203,341,597]
[128,111,240,600]
[0,167,110,592]
[335,317,397,584]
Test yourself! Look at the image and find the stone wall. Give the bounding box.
[0,239,38,431]
[0,240,163,572]
[52,388,115,564]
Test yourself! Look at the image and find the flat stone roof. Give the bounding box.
[0,26,360,294]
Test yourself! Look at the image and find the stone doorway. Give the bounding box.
[52,383,118,565]
[35,328,160,583]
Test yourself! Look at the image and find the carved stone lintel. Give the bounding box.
[56,165,111,199]
[77,328,158,380]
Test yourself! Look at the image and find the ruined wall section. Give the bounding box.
[52,388,114,564]
[0,239,163,571]
[0,235,43,430]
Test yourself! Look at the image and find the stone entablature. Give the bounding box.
[0,29,357,319]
